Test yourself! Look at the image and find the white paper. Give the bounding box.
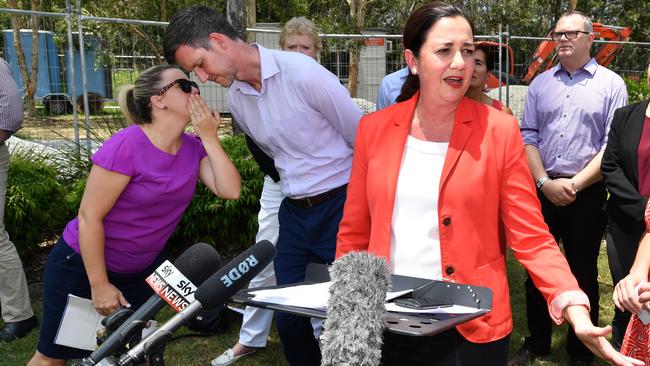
[55,294,105,351]
[384,302,482,314]
[251,282,331,310]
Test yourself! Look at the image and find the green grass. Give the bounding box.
[1,242,619,365]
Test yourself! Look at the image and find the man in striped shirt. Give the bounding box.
[0,57,38,342]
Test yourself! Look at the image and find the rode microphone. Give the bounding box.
[320,251,391,366]
[116,240,276,366]
[79,243,222,365]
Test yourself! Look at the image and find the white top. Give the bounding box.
[390,135,448,280]
[228,44,363,198]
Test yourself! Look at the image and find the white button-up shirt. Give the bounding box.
[228,44,362,198]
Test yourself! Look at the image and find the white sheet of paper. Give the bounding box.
[251,282,331,310]
[250,282,416,311]
[384,302,482,314]
[54,294,105,351]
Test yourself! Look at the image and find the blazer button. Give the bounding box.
[442,217,452,226]
[445,265,455,276]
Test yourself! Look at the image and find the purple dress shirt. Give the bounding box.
[521,58,628,176]
[228,44,362,199]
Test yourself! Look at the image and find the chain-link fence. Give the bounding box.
[1,5,649,145]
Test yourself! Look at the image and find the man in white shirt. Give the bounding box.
[163,6,362,365]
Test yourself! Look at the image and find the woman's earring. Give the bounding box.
[411,67,417,75]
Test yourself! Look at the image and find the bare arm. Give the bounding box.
[189,95,241,200]
[78,165,131,315]
[614,231,650,314]
[571,150,604,193]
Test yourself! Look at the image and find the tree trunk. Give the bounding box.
[160,0,167,22]
[346,0,368,98]
[245,0,256,43]
[7,0,40,118]
[227,0,245,134]
[348,48,359,97]
[227,0,246,40]
[26,0,41,117]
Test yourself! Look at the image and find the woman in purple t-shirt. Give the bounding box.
[30,65,241,365]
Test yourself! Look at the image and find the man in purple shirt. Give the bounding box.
[163,6,362,365]
[511,11,628,366]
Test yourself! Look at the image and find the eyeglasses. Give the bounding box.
[154,79,200,96]
[550,30,590,41]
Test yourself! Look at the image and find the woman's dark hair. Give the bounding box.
[475,42,494,72]
[396,2,475,103]
[118,64,179,125]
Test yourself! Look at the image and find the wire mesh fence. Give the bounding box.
[1,6,649,144]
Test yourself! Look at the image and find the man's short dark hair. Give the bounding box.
[163,5,239,64]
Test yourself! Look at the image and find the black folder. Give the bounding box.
[231,263,492,336]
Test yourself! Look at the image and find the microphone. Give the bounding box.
[320,251,391,366]
[116,240,277,366]
[79,243,222,365]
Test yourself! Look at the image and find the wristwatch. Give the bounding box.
[535,176,550,189]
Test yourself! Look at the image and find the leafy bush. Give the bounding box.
[5,151,77,257]
[625,76,649,104]
[170,134,264,257]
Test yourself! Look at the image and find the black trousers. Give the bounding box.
[381,328,509,365]
[522,181,607,362]
[606,220,645,349]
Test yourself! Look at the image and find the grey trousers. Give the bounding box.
[0,143,33,322]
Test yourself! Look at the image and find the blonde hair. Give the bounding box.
[279,17,322,52]
[118,64,178,124]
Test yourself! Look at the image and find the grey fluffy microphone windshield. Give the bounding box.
[320,251,391,366]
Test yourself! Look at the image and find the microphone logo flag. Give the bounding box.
[145,260,198,312]
[220,254,260,288]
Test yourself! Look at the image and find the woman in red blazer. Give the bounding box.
[336,3,639,366]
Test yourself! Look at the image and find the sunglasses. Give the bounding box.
[154,79,200,96]
[550,30,590,41]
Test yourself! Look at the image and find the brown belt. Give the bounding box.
[286,184,347,209]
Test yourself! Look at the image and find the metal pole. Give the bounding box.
[505,25,510,107]
[76,0,91,152]
[497,24,503,101]
[65,0,79,147]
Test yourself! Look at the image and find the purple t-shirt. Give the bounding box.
[63,125,207,273]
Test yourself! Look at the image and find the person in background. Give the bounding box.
[164,6,362,364]
[211,15,322,366]
[509,11,627,366]
[465,42,513,115]
[376,66,409,110]
[279,16,322,58]
[603,58,650,350]
[336,3,639,366]
[513,11,628,366]
[27,64,241,366]
[0,57,38,343]
[614,211,650,365]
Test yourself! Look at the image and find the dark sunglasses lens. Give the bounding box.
[178,80,199,95]
[178,79,191,93]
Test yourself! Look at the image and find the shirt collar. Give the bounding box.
[553,57,598,77]
[233,43,279,94]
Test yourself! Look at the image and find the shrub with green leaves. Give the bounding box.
[625,76,649,104]
[170,134,264,257]
[5,151,77,257]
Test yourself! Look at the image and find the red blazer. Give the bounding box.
[336,93,581,343]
